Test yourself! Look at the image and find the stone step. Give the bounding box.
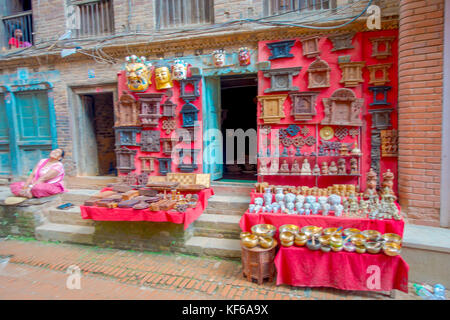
[65,176,118,190]
[206,194,250,213]
[184,236,241,259]
[211,181,254,196]
[193,228,241,240]
[46,207,94,227]
[194,214,241,231]
[61,189,99,206]
[35,223,95,245]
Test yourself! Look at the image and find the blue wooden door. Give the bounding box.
[15,91,52,175]
[0,94,12,176]
[202,77,223,180]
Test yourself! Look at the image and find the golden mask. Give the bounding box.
[154,66,173,90]
[125,55,152,92]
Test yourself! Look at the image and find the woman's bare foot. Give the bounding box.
[19,189,33,199]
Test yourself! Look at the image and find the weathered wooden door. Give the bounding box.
[0,94,12,176]
[202,77,223,180]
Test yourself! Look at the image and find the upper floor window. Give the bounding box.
[155,0,214,30]
[264,0,336,16]
[70,0,114,38]
[1,0,33,51]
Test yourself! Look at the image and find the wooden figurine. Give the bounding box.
[300,159,312,175]
[337,158,346,175]
[321,161,329,175]
[350,158,358,174]
[328,161,338,175]
[363,168,378,198]
[380,169,395,196]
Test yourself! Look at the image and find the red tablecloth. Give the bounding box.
[274,246,409,293]
[80,188,214,230]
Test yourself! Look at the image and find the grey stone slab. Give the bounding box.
[35,223,95,245]
[47,207,94,227]
[403,224,450,253]
[194,214,241,231]
[184,236,241,258]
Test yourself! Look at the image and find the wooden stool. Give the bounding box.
[241,243,277,285]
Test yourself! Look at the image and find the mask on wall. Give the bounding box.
[154,61,174,90]
[212,49,226,67]
[238,47,251,66]
[172,59,188,81]
[125,55,152,92]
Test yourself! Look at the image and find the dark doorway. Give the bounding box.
[80,92,116,176]
[220,74,258,181]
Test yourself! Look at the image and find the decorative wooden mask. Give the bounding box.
[370,36,395,59]
[263,67,301,93]
[125,55,152,92]
[238,47,251,66]
[114,91,140,127]
[171,59,188,81]
[154,63,174,90]
[140,130,160,152]
[339,61,365,87]
[212,49,226,67]
[368,63,392,86]
[266,40,296,60]
[258,94,287,124]
[322,88,364,126]
[115,147,137,173]
[115,127,141,147]
[380,129,398,157]
[307,57,331,89]
[328,33,355,51]
[136,92,164,127]
[289,91,319,121]
[300,36,320,58]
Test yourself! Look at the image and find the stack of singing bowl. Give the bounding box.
[382,233,402,256]
[351,233,367,253]
[330,235,344,252]
[240,224,277,249]
[280,231,295,247]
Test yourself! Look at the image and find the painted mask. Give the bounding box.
[172,59,188,81]
[238,47,251,66]
[154,65,173,90]
[212,49,226,67]
[125,55,152,92]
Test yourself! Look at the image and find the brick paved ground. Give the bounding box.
[0,239,428,300]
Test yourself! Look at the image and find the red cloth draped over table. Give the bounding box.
[275,246,409,293]
[80,188,214,230]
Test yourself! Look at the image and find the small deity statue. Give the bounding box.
[212,49,226,67]
[238,47,251,66]
[363,167,378,198]
[300,159,312,175]
[154,61,174,90]
[269,158,279,174]
[258,159,269,174]
[291,159,301,174]
[380,169,395,196]
[312,164,321,175]
[359,199,369,216]
[340,144,350,156]
[321,161,329,175]
[279,160,290,173]
[328,161,338,175]
[348,194,359,216]
[350,158,358,174]
[351,141,362,156]
[337,158,346,175]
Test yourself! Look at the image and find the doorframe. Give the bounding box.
[68,83,117,176]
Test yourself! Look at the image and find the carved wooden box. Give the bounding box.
[339,61,365,87]
[114,91,140,127]
[136,92,164,127]
[322,88,364,126]
[258,95,287,124]
[289,91,319,121]
[307,57,331,89]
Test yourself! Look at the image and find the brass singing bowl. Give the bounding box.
[355,245,366,254]
[240,232,252,240]
[259,236,275,249]
[321,245,331,253]
[323,227,342,237]
[331,245,343,252]
[365,241,382,254]
[281,240,294,247]
[251,224,276,237]
[344,242,356,252]
[383,242,402,256]
[351,234,367,246]
[242,234,259,248]
[294,232,308,246]
[343,228,361,237]
[279,224,300,235]
[330,235,344,248]
[361,230,381,241]
[382,233,402,244]
[279,231,295,243]
[301,226,322,238]
[318,235,331,246]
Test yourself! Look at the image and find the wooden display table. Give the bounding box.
[241,242,277,285]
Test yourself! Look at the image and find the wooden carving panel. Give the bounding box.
[136,92,164,127]
[300,36,320,58]
[322,88,363,126]
[139,156,156,173]
[339,61,365,87]
[370,36,395,59]
[307,57,330,89]
[368,63,392,86]
[140,130,160,152]
[289,91,319,121]
[381,129,398,157]
[115,147,137,173]
[328,33,355,51]
[115,91,140,127]
[263,67,301,93]
[258,95,287,124]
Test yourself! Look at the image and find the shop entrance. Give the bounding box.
[220,74,258,181]
[76,91,116,176]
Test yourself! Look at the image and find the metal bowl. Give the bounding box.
[318,235,331,246]
[279,224,300,235]
[240,231,252,240]
[330,235,344,248]
[301,226,322,238]
[306,239,321,251]
[323,227,342,237]
[242,234,259,248]
[351,234,367,246]
[331,245,343,252]
[361,230,381,241]
[343,228,361,237]
[355,245,366,254]
[383,242,402,256]
[365,241,382,254]
[251,224,276,237]
[321,245,331,253]
[294,233,308,246]
[281,240,294,247]
[279,231,295,243]
[382,233,402,245]
[259,236,275,249]
[343,242,356,252]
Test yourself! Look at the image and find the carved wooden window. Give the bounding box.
[258,94,287,124]
[162,99,177,117]
[139,156,156,173]
[114,91,140,127]
[115,147,137,173]
[264,0,336,15]
[2,3,34,48]
[161,138,178,155]
[339,61,365,87]
[300,36,320,58]
[178,148,200,173]
[140,130,161,152]
[136,92,164,127]
[289,91,319,121]
[115,127,140,147]
[328,32,355,51]
[322,88,363,126]
[368,63,392,86]
[307,57,330,89]
[370,36,395,59]
[155,0,214,30]
[263,67,301,93]
[71,0,114,38]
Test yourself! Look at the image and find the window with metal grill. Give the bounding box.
[71,0,114,38]
[155,0,214,30]
[264,0,337,16]
[1,0,33,50]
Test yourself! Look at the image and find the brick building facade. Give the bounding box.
[0,0,448,227]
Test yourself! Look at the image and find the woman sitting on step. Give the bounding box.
[10,148,67,198]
